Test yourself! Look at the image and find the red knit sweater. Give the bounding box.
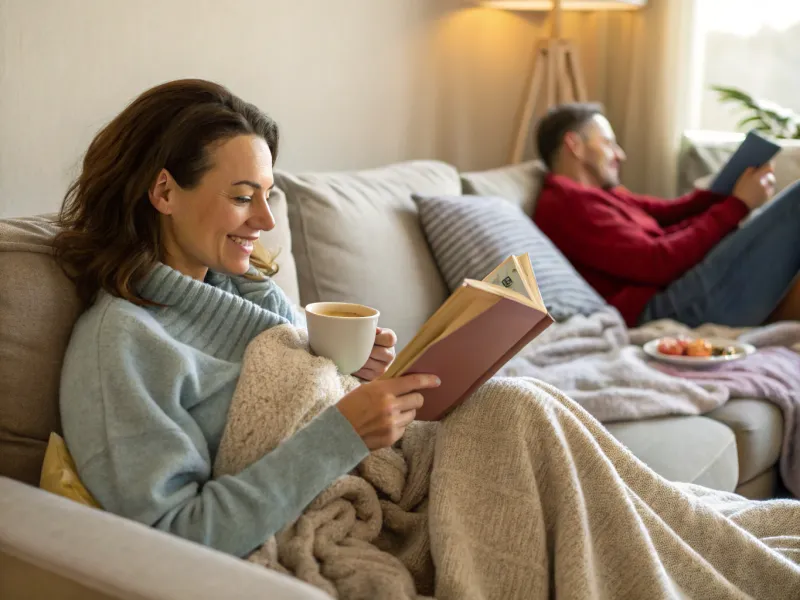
[534,174,750,325]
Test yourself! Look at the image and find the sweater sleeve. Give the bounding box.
[616,188,730,227]
[539,193,750,286]
[61,304,368,558]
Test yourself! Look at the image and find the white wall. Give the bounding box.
[1,0,639,218]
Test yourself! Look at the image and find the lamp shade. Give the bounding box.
[480,0,645,10]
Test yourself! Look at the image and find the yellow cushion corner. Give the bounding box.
[40,432,101,509]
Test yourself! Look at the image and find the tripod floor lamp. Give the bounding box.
[479,0,647,163]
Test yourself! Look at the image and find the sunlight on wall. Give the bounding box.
[431,7,543,72]
[415,6,550,167]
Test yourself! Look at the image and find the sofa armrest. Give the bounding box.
[0,476,329,600]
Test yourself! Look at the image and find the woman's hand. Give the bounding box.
[336,374,441,450]
[354,327,397,382]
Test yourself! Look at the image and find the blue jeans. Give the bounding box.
[639,181,800,327]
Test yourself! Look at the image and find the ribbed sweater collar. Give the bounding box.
[136,263,289,362]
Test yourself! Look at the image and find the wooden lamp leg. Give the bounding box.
[511,41,549,164]
[563,42,588,102]
[509,13,589,164]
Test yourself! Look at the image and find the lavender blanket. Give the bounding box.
[499,309,800,495]
[656,348,800,496]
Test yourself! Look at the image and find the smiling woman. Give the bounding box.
[147,135,277,281]
[54,79,281,305]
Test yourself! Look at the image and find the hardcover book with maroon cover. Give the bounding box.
[381,253,554,421]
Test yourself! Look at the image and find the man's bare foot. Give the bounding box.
[768,275,800,323]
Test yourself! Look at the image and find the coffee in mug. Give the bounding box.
[311,308,365,319]
[304,302,380,375]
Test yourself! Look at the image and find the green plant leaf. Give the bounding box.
[711,83,800,139]
[737,115,764,128]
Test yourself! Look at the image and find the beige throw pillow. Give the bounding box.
[276,161,460,349]
[460,160,548,216]
[258,186,300,306]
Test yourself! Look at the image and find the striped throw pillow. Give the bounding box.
[415,194,607,321]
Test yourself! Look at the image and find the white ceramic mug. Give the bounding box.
[304,302,380,375]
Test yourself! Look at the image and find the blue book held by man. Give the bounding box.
[710,130,781,196]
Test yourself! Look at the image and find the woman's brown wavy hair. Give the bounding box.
[54,79,280,306]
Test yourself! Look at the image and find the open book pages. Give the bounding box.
[383,254,546,379]
[479,253,545,312]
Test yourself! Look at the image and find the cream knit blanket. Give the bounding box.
[214,325,800,599]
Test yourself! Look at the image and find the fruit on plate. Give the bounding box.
[685,339,713,357]
[656,337,685,356]
[656,336,739,358]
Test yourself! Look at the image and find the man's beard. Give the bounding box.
[583,159,619,190]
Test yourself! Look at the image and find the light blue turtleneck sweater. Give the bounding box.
[60,264,369,557]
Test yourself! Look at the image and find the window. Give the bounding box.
[692,0,800,133]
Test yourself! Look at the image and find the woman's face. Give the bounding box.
[150,134,275,280]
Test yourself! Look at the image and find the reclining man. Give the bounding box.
[533,103,800,327]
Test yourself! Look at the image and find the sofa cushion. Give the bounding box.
[276,161,459,349]
[259,186,301,306]
[706,398,783,484]
[606,415,738,492]
[460,160,547,216]
[0,216,83,486]
[415,194,607,322]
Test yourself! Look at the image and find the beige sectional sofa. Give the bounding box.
[0,159,784,599]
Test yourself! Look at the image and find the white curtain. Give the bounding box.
[608,0,700,197]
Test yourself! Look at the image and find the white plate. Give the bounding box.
[643,337,756,368]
